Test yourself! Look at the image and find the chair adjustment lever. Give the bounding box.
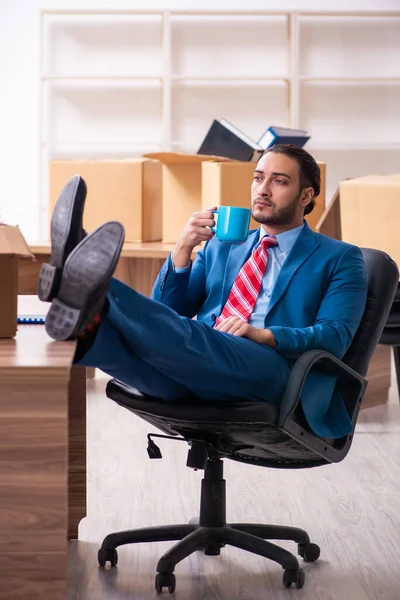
[146,433,187,460]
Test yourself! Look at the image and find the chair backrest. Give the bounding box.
[342,248,398,376]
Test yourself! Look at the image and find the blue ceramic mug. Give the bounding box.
[210,206,251,244]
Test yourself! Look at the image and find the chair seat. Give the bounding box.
[107,379,280,423]
[106,379,327,469]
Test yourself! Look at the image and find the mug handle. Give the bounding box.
[209,209,218,234]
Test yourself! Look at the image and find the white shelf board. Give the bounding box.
[42,9,288,17]
[171,77,289,87]
[297,11,400,18]
[42,9,165,17]
[43,13,163,22]
[170,14,288,22]
[42,141,162,147]
[45,78,162,89]
[171,75,288,83]
[42,75,163,82]
[300,77,400,84]
[45,142,163,159]
[308,143,400,151]
[298,13,400,20]
[41,9,400,17]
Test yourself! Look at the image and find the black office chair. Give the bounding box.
[379,283,400,399]
[98,248,398,593]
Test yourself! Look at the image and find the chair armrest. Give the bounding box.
[277,349,366,428]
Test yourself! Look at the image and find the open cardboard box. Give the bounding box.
[0,224,34,338]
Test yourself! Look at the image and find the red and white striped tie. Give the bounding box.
[214,235,278,327]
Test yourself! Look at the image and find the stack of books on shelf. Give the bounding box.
[198,119,310,162]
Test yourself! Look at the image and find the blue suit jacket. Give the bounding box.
[152,223,368,438]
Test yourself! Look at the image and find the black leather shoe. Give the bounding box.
[38,175,87,302]
[43,221,125,341]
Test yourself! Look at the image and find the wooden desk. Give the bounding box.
[0,319,86,599]
[29,241,176,259]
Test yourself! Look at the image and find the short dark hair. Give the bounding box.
[262,144,321,215]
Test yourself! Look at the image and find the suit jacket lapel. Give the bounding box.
[265,223,320,318]
[220,230,259,309]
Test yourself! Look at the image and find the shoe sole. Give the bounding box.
[38,175,87,302]
[44,221,124,341]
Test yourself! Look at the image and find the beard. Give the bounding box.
[251,191,301,226]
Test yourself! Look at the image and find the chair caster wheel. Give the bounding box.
[98,547,118,567]
[283,568,305,589]
[155,572,176,593]
[298,542,321,562]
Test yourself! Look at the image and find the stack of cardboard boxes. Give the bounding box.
[49,155,326,244]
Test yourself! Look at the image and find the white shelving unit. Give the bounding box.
[39,9,400,238]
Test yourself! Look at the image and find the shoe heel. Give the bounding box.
[45,298,82,341]
[38,263,62,301]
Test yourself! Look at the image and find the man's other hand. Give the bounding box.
[215,316,276,348]
[172,207,217,268]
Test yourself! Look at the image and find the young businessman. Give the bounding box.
[38,145,367,439]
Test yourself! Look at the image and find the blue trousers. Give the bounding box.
[77,278,291,404]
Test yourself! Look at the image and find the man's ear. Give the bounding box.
[300,187,314,209]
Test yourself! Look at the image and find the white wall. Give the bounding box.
[1,0,399,241]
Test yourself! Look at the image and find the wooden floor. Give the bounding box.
[68,366,400,600]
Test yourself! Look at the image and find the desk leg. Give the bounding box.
[0,374,70,600]
[68,365,87,539]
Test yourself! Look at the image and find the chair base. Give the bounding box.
[99,521,318,567]
[98,457,320,592]
[99,521,318,591]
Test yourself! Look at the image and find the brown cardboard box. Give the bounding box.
[201,160,326,231]
[339,174,400,272]
[144,153,230,243]
[49,159,162,243]
[0,225,34,338]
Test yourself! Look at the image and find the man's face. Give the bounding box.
[251,152,310,229]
